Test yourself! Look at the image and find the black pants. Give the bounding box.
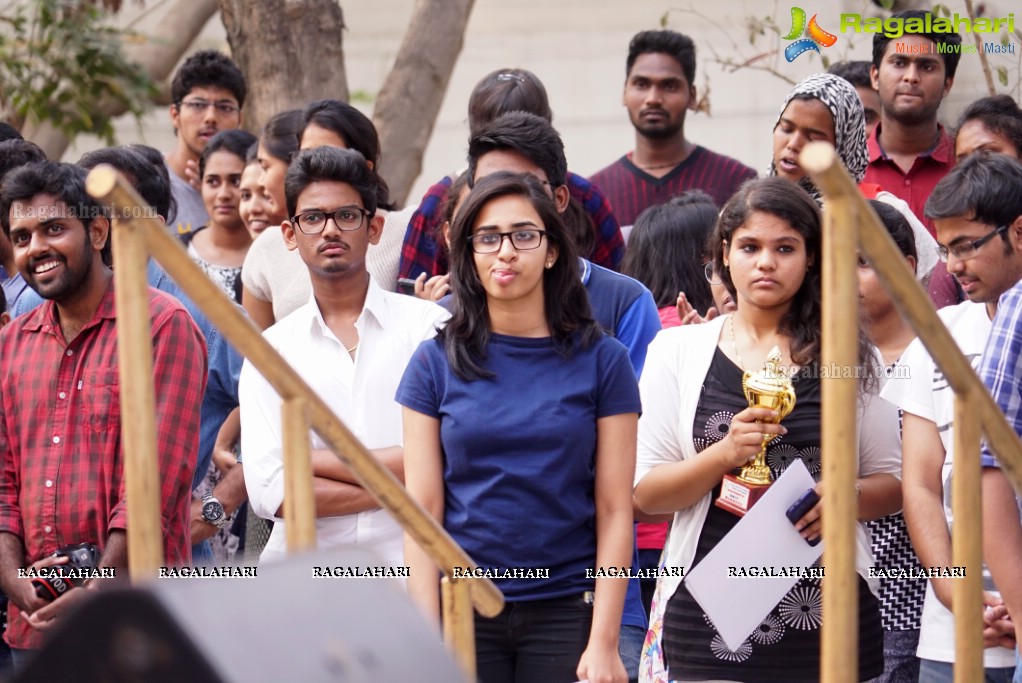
[475,594,593,683]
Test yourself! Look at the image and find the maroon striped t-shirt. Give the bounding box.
[590,147,757,227]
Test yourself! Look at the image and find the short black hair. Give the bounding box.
[627,30,696,85]
[869,200,917,262]
[0,122,22,142]
[199,129,258,178]
[872,10,962,80]
[467,111,567,189]
[956,95,1022,158]
[926,152,1022,244]
[827,61,873,89]
[0,161,104,239]
[171,49,247,107]
[284,147,382,219]
[0,139,46,184]
[78,146,173,222]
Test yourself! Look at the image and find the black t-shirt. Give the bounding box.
[661,348,883,683]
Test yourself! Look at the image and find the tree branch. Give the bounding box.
[373,0,476,207]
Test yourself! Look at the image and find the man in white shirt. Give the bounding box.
[241,147,449,564]
[882,153,1022,681]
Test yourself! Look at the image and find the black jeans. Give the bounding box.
[475,594,593,683]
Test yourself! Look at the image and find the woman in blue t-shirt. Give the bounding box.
[397,171,640,683]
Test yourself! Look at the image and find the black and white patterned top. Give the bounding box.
[661,349,883,683]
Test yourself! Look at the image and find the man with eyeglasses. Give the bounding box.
[165,50,246,238]
[240,147,449,566]
[881,153,1022,683]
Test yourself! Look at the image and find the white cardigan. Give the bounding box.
[634,315,902,635]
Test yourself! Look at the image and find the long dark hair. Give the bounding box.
[711,178,822,366]
[441,171,600,380]
[622,191,717,312]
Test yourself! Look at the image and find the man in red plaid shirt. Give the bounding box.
[0,161,206,656]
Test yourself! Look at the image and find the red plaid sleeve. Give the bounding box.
[0,352,21,539]
[567,172,625,271]
[397,176,454,283]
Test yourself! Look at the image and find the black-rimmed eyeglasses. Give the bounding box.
[290,206,371,235]
[936,224,1008,263]
[468,230,547,254]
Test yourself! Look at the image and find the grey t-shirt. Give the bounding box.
[167,162,208,237]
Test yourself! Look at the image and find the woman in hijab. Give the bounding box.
[769,73,950,309]
[769,72,869,204]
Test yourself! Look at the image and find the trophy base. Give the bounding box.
[715,474,771,517]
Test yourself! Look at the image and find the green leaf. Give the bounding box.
[998,66,1009,86]
[660,11,669,28]
[0,0,155,143]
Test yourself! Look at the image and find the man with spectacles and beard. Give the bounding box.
[0,161,206,663]
[881,153,1022,683]
[165,50,246,237]
[241,147,448,565]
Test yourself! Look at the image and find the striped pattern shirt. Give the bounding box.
[589,147,757,227]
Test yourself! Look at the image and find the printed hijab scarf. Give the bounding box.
[768,73,868,205]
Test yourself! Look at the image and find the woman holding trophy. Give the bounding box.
[633,177,902,682]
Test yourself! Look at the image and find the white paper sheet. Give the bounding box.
[685,459,824,650]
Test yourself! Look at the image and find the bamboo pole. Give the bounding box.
[85,165,504,617]
[952,393,984,683]
[817,162,860,683]
[442,576,476,681]
[799,142,1022,496]
[282,398,317,552]
[104,194,164,580]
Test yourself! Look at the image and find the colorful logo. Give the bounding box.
[784,7,838,62]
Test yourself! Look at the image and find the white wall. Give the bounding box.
[65,0,1021,207]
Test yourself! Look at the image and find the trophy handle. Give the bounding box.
[778,388,796,421]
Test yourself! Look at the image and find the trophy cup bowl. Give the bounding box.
[715,346,796,516]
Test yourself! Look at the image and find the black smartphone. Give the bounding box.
[786,488,821,547]
[397,278,418,296]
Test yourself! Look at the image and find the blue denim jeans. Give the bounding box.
[619,623,644,683]
[919,658,1015,683]
[475,594,593,683]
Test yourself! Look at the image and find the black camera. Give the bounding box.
[31,542,101,602]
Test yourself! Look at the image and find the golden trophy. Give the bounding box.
[715,346,797,516]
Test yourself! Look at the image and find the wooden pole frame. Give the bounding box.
[282,398,317,552]
[109,209,164,580]
[86,165,504,626]
[952,393,983,683]
[801,142,1022,682]
[442,576,476,680]
[819,170,860,683]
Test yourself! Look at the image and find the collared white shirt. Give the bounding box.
[241,276,450,564]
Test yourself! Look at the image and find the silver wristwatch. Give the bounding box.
[201,493,230,529]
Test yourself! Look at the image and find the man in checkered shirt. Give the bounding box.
[0,161,206,658]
